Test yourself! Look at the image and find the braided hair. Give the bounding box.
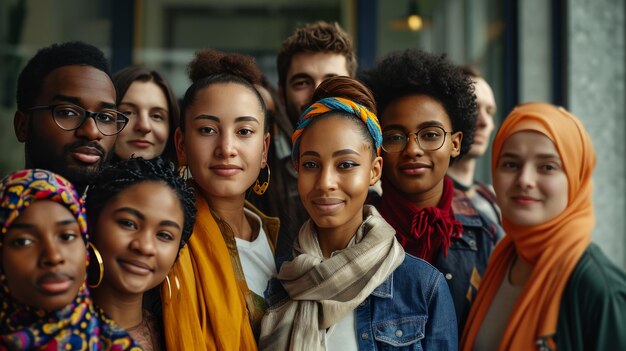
[85,157,196,250]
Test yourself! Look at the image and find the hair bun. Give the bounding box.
[311,76,377,114]
[188,49,261,85]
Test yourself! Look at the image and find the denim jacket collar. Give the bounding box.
[371,272,393,298]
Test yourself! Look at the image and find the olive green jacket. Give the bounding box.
[556,243,626,350]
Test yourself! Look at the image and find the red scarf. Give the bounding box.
[377,176,463,263]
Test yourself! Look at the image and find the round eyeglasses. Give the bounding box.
[381,126,451,153]
[25,104,129,136]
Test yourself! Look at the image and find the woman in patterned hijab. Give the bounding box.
[0,169,140,350]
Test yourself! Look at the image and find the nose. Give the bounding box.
[516,165,536,189]
[134,112,152,134]
[129,231,157,256]
[214,133,237,158]
[402,132,425,157]
[40,239,65,267]
[316,165,337,191]
[75,116,103,141]
[476,109,488,127]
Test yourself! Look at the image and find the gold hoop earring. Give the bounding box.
[252,166,270,195]
[87,242,104,288]
[164,273,181,300]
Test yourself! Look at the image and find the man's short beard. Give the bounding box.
[24,134,109,190]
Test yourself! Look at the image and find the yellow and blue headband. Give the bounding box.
[291,97,382,163]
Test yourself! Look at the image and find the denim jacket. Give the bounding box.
[437,188,504,330]
[267,253,458,350]
[355,254,458,350]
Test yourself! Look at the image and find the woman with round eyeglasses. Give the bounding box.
[362,49,503,333]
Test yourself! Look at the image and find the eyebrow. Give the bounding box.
[52,95,117,110]
[300,149,360,158]
[500,152,561,160]
[161,220,182,230]
[193,115,259,124]
[114,207,145,220]
[288,73,313,83]
[114,207,182,230]
[383,120,446,132]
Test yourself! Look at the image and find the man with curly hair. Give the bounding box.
[256,21,357,262]
[13,41,123,194]
[362,49,504,332]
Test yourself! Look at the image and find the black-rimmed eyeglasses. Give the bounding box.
[381,126,451,153]
[25,104,129,136]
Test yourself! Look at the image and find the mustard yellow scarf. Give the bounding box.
[161,187,257,350]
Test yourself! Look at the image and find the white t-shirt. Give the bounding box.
[234,209,277,296]
[325,311,358,351]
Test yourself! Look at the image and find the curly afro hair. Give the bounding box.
[180,49,267,132]
[360,49,476,160]
[85,157,196,252]
[17,41,110,111]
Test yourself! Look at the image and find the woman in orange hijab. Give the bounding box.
[461,102,626,350]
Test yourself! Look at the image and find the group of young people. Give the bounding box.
[1,20,625,351]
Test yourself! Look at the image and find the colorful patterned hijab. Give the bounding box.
[291,96,383,162]
[461,103,596,350]
[0,169,140,350]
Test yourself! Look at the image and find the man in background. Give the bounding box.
[252,21,357,262]
[447,66,501,225]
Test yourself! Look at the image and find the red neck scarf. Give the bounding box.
[377,176,463,263]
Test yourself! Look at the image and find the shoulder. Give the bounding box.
[395,253,446,292]
[557,244,626,349]
[565,244,626,298]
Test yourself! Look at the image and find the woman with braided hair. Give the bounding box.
[259,76,457,351]
[0,169,140,350]
[85,156,196,351]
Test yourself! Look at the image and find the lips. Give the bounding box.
[36,272,74,295]
[473,134,487,144]
[118,259,154,276]
[399,162,431,175]
[210,164,242,176]
[71,146,103,164]
[128,139,153,149]
[311,197,345,214]
[511,195,540,206]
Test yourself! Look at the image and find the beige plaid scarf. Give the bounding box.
[259,205,405,351]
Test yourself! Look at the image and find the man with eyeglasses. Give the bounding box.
[13,42,127,194]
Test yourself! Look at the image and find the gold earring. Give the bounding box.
[252,166,270,195]
[87,242,104,288]
[164,273,181,300]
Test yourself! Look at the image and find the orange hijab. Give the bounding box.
[461,102,596,350]
[161,182,257,350]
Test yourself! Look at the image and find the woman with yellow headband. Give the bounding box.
[260,76,457,351]
[461,103,626,350]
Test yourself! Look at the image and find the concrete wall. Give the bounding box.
[567,0,626,269]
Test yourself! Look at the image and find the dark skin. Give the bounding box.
[2,200,86,311]
[13,65,118,193]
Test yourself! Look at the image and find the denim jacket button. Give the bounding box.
[361,332,369,340]
[395,329,403,337]
[445,273,453,280]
